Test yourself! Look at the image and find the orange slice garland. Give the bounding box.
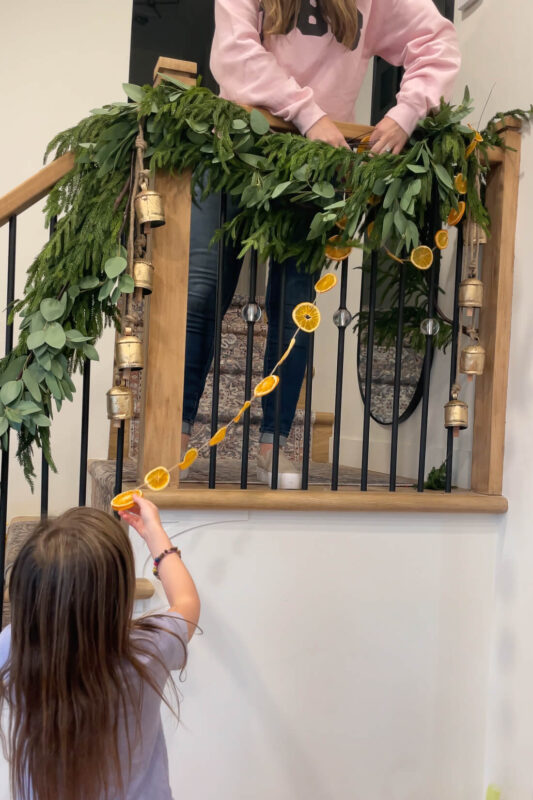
[385,247,405,264]
[434,229,449,250]
[178,447,198,470]
[292,302,321,332]
[325,235,352,261]
[233,400,251,423]
[254,375,280,397]
[276,337,297,366]
[209,427,227,446]
[111,490,143,511]
[447,201,466,226]
[454,173,467,194]
[410,245,434,271]
[144,467,170,492]
[314,273,338,293]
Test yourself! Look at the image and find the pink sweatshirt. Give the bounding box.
[210,0,460,136]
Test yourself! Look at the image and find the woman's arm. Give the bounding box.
[120,497,200,641]
[211,0,326,135]
[370,0,461,138]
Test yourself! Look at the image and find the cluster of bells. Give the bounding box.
[445,248,486,431]
[106,186,166,422]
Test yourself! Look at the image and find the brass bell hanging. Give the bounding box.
[133,259,154,295]
[459,277,484,309]
[116,327,144,371]
[135,189,165,227]
[444,397,468,430]
[106,385,134,420]
[460,343,486,376]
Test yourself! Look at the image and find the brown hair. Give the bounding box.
[262,0,359,49]
[0,507,185,800]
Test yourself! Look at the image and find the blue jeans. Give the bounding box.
[183,189,314,444]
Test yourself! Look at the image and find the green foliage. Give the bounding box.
[424,460,448,490]
[1,79,531,484]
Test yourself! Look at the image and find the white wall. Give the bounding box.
[0,0,133,519]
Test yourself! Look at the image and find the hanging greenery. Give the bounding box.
[0,74,529,484]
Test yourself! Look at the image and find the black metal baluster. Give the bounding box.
[271,264,286,490]
[389,262,407,491]
[0,216,17,630]
[301,331,314,491]
[209,192,227,489]
[40,216,56,520]
[78,359,91,506]
[331,259,350,491]
[114,419,125,498]
[240,251,258,489]
[417,199,442,492]
[361,252,378,491]
[445,224,464,493]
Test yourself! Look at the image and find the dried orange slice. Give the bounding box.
[292,302,321,332]
[209,426,227,446]
[178,448,198,470]
[367,221,375,236]
[111,489,142,511]
[276,337,297,366]
[233,400,251,423]
[468,124,483,143]
[357,134,371,153]
[368,194,381,206]
[336,216,347,231]
[410,245,434,271]
[254,375,280,397]
[447,201,466,226]
[144,467,170,491]
[314,273,337,293]
[454,173,467,194]
[465,140,478,158]
[385,247,405,264]
[434,229,449,250]
[325,235,352,261]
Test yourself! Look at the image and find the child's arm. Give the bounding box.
[119,497,200,641]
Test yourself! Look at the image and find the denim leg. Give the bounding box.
[261,260,315,442]
[183,191,241,433]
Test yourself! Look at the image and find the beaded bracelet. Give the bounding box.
[152,546,181,579]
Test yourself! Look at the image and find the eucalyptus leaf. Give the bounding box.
[5,407,23,428]
[98,280,115,301]
[45,374,62,400]
[83,344,100,361]
[271,181,293,199]
[17,401,42,416]
[35,352,52,371]
[122,83,145,103]
[111,286,122,305]
[40,296,66,322]
[34,414,51,428]
[434,163,454,190]
[394,209,407,235]
[293,165,310,181]
[79,276,100,290]
[312,181,335,199]
[29,312,46,333]
[231,119,248,131]
[68,285,81,299]
[249,109,270,136]
[44,322,66,349]
[0,356,26,387]
[0,380,23,406]
[118,274,135,293]
[407,164,427,174]
[104,256,127,279]
[50,359,64,380]
[0,417,7,437]
[382,211,394,242]
[27,330,46,350]
[22,369,41,402]
[66,329,90,343]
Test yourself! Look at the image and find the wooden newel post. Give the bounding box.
[471,120,522,495]
[137,59,198,486]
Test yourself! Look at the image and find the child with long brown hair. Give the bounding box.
[0,496,200,800]
[182,0,460,488]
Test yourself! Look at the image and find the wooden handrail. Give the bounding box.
[0,152,75,228]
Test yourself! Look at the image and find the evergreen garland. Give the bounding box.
[0,75,529,484]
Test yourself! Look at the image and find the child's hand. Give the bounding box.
[119,495,167,545]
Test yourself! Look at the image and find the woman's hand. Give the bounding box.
[369,117,408,155]
[306,115,350,149]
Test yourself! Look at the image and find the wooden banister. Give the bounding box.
[0,152,75,228]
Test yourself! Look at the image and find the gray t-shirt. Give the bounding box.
[0,612,188,800]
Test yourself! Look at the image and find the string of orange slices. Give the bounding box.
[111,136,482,511]
[111,271,337,510]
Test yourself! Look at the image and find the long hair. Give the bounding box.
[262,0,359,49]
[0,508,184,800]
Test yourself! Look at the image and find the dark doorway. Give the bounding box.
[129,0,217,90]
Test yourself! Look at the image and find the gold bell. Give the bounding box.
[458,278,484,309]
[135,189,165,227]
[444,398,468,430]
[133,259,154,295]
[106,385,134,420]
[116,327,144,371]
[460,343,486,376]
